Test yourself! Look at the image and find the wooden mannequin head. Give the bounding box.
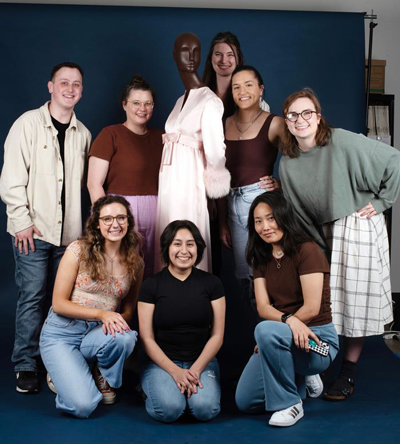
[173,32,204,90]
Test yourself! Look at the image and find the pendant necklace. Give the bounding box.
[235,109,263,140]
[104,251,118,275]
[273,250,284,269]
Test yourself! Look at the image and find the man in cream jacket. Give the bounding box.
[0,62,91,393]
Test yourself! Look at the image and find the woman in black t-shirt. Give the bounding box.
[235,192,339,427]
[138,220,226,423]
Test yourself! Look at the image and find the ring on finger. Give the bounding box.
[18,239,23,244]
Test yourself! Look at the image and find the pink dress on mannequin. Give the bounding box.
[155,87,230,272]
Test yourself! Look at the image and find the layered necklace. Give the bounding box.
[273,249,284,269]
[235,108,263,140]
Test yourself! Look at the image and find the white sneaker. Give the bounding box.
[269,401,304,427]
[305,374,323,398]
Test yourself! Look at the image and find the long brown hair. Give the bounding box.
[281,88,332,158]
[79,195,143,281]
[202,31,244,117]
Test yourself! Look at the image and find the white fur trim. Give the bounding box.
[204,167,231,199]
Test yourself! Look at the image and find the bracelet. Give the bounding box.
[281,313,293,323]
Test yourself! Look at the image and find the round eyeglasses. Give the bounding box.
[99,215,128,226]
[126,100,154,110]
[285,110,317,123]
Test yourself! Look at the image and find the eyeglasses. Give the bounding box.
[99,215,128,226]
[285,110,317,123]
[126,100,154,110]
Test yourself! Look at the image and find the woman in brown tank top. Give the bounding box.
[218,65,285,282]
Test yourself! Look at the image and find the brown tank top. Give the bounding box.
[225,113,278,188]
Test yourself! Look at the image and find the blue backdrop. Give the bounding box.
[0,3,365,288]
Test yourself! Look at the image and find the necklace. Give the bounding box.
[104,251,118,275]
[273,250,284,269]
[274,256,282,269]
[235,109,263,140]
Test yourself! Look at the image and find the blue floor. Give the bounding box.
[1,261,400,443]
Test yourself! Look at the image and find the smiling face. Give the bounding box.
[285,97,321,147]
[168,228,198,273]
[47,67,83,113]
[253,202,284,246]
[173,33,201,73]
[212,42,237,78]
[232,70,264,111]
[97,202,129,244]
[123,89,154,131]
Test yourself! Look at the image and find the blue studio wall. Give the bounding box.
[0,3,365,293]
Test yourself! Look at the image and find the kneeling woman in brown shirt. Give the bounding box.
[235,191,338,427]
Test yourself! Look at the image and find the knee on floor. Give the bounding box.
[59,397,100,419]
[147,398,186,423]
[190,400,221,422]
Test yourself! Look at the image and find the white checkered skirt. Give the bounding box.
[323,211,393,337]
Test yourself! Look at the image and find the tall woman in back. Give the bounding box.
[280,88,400,400]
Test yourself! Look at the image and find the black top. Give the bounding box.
[51,116,70,232]
[139,267,225,362]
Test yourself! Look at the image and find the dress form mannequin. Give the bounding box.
[154,33,230,272]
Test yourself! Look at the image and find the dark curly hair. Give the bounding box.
[79,195,143,281]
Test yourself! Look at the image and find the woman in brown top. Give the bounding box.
[87,75,163,278]
[235,192,339,427]
[218,65,284,281]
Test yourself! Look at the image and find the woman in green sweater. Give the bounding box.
[279,88,400,401]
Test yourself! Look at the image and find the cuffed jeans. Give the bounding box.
[227,183,265,279]
[140,357,221,423]
[12,237,65,372]
[236,321,339,412]
[40,309,137,418]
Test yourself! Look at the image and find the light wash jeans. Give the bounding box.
[235,321,339,412]
[40,309,137,418]
[140,357,221,423]
[227,183,265,279]
[12,237,65,372]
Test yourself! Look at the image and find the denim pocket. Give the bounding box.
[241,187,264,204]
[46,312,75,328]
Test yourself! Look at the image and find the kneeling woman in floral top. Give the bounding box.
[40,195,143,418]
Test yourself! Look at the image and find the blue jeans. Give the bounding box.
[140,357,221,423]
[235,321,339,412]
[12,237,65,372]
[40,309,137,418]
[227,183,265,279]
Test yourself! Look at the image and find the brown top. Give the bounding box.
[253,242,332,327]
[89,124,163,195]
[225,113,278,188]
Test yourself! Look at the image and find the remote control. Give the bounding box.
[308,338,330,357]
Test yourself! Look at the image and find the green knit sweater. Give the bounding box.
[280,128,400,247]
